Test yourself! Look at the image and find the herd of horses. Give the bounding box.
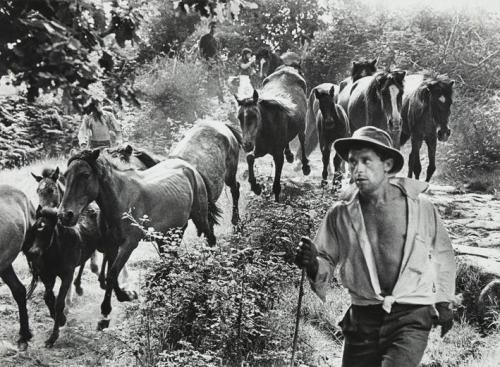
[0,53,454,352]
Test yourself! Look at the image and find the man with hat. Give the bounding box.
[295,126,456,367]
[78,98,122,149]
[237,48,256,97]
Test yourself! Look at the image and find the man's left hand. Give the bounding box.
[435,302,453,337]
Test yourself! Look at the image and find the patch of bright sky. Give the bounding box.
[348,0,500,13]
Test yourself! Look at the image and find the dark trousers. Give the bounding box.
[339,304,435,367]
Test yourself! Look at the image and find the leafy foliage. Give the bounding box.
[124,182,337,366]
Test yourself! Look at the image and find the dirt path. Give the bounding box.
[0,147,499,366]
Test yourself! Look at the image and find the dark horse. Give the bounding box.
[170,119,242,225]
[25,206,98,347]
[107,144,163,170]
[400,74,454,181]
[31,167,99,297]
[0,185,35,350]
[340,70,406,140]
[58,150,214,330]
[300,83,350,185]
[338,58,378,95]
[235,66,309,202]
[255,48,283,78]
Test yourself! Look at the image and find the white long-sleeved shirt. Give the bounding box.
[310,177,456,313]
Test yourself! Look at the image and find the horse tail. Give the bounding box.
[225,122,243,147]
[301,88,320,158]
[200,175,222,227]
[25,258,39,300]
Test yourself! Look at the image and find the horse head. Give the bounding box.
[32,167,62,208]
[235,89,261,153]
[58,149,101,227]
[314,85,338,129]
[373,70,406,132]
[29,206,58,258]
[425,77,454,142]
[351,58,378,82]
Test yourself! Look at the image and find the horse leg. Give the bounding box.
[321,142,331,185]
[98,254,107,290]
[298,131,311,176]
[411,139,423,180]
[272,154,285,202]
[284,144,294,163]
[73,262,85,296]
[90,250,99,274]
[246,153,262,195]
[425,136,437,182]
[400,130,411,148]
[228,180,240,225]
[41,274,56,320]
[45,271,73,348]
[332,151,343,187]
[118,264,130,291]
[0,265,32,350]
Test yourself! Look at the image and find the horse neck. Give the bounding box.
[94,159,140,227]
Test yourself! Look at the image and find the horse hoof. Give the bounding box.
[76,286,83,296]
[321,179,328,187]
[99,280,106,290]
[252,184,262,195]
[17,340,28,351]
[116,290,138,302]
[97,319,110,331]
[302,165,311,176]
[90,263,99,274]
[44,339,56,348]
[231,214,240,226]
[285,153,294,163]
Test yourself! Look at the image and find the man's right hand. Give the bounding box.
[295,236,319,279]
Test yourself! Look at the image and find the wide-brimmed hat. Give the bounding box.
[333,126,404,174]
[241,48,252,55]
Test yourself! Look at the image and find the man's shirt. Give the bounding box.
[310,177,456,313]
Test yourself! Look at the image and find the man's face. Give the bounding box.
[348,147,393,194]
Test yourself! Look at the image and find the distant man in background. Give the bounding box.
[198,21,224,102]
[295,126,456,367]
[78,98,122,149]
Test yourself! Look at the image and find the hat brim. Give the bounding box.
[333,137,404,174]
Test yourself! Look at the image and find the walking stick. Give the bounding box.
[291,268,306,367]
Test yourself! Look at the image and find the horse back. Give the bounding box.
[0,185,35,271]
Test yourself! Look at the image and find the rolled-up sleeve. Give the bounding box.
[432,206,456,303]
[310,206,340,302]
[78,116,90,146]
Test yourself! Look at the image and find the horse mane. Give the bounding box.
[224,122,243,146]
[133,148,162,168]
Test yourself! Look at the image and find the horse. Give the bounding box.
[255,48,282,78]
[25,206,98,347]
[341,70,406,140]
[107,144,163,170]
[338,58,378,95]
[31,167,100,296]
[169,119,242,225]
[300,83,350,185]
[400,74,454,181]
[58,150,214,330]
[0,184,35,350]
[235,66,309,202]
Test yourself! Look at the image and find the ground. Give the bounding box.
[0,142,499,366]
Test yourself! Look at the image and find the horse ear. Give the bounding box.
[371,58,378,66]
[51,167,60,181]
[352,61,358,67]
[91,149,100,161]
[314,88,320,99]
[253,89,259,103]
[31,172,43,182]
[234,94,242,105]
[449,79,455,87]
[395,70,406,83]
[36,205,42,215]
[329,86,336,98]
[125,145,133,155]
